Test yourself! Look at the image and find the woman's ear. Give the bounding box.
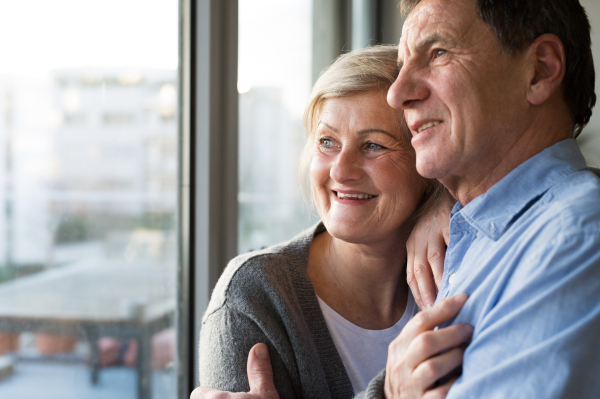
[526,34,566,106]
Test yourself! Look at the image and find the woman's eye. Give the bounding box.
[319,138,336,148]
[365,142,385,151]
[435,49,448,58]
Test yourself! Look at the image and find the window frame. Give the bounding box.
[178,0,239,394]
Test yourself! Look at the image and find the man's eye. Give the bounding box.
[435,49,448,58]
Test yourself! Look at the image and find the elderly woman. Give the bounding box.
[198,46,467,398]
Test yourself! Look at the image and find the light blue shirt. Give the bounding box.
[438,139,600,398]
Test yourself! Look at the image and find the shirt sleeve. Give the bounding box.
[199,304,298,398]
[447,232,600,399]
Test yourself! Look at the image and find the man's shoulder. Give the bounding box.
[482,169,600,268]
[536,169,600,234]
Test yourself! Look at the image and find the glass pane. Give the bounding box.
[238,0,318,253]
[0,1,179,398]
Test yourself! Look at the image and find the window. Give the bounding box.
[0,1,179,398]
[238,0,317,254]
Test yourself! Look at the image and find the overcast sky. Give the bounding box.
[0,0,312,119]
[0,0,178,77]
[239,0,312,118]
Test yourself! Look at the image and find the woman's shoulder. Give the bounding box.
[203,222,325,320]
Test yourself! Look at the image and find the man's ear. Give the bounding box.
[526,33,566,106]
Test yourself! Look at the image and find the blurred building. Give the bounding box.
[0,68,177,271]
[238,87,317,253]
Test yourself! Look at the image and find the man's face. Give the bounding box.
[388,0,531,187]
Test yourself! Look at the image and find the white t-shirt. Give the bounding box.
[317,291,419,393]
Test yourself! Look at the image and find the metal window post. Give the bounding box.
[178,0,238,396]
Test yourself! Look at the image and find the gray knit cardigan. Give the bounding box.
[199,223,387,399]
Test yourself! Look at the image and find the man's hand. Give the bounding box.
[190,343,279,399]
[385,294,472,399]
[407,191,454,309]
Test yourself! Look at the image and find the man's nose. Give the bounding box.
[330,149,363,183]
[387,65,429,110]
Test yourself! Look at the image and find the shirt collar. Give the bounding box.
[455,139,588,241]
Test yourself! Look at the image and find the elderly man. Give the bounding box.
[193,0,600,398]
[382,0,600,397]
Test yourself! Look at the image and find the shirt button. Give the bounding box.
[449,273,457,284]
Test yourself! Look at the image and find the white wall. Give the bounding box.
[579,0,600,166]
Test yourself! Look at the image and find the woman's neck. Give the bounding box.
[307,229,410,330]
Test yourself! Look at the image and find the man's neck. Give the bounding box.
[444,114,573,206]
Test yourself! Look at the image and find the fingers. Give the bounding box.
[412,345,465,388]
[413,255,437,310]
[188,344,278,399]
[190,386,231,399]
[406,324,472,370]
[442,226,450,247]
[423,375,459,399]
[406,226,436,310]
[406,203,450,309]
[385,294,468,399]
[387,294,468,368]
[408,275,425,311]
[407,236,425,310]
[247,344,279,398]
[427,235,446,290]
[404,294,468,339]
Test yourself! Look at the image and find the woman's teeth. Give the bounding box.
[336,192,374,199]
[418,121,441,133]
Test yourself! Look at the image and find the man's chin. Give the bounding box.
[415,159,447,180]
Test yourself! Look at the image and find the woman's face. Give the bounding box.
[310,90,427,246]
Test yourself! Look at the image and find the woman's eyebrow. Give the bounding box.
[319,122,338,132]
[320,123,396,139]
[357,128,396,139]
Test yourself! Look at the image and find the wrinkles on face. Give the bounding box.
[390,0,532,196]
[310,91,425,246]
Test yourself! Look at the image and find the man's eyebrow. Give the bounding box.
[417,33,448,50]
[397,33,452,69]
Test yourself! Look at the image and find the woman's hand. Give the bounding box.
[384,294,472,399]
[190,344,279,399]
[407,191,454,309]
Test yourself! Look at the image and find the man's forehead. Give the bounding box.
[398,0,478,62]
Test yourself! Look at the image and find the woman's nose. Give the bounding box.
[387,65,430,110]
[330,149,363,183]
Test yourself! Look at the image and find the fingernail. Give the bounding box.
[453,293,468,304]
[463,324,474,334]
[255,344,269,359]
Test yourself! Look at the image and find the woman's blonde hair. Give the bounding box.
[299,45,446,221]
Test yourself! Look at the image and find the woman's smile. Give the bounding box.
[332,190,377,202]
